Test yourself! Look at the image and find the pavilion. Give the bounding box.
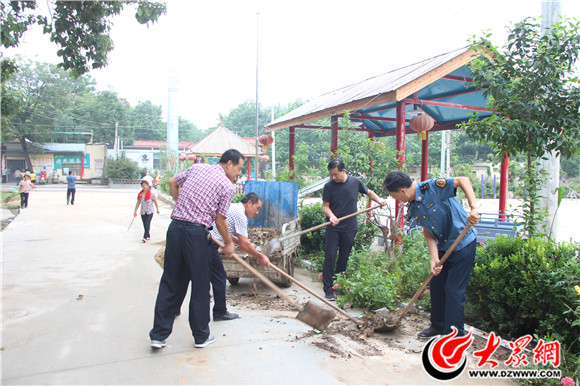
[265,47,510,218]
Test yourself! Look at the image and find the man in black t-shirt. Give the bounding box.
[322,159,387,300]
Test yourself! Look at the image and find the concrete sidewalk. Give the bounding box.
[1,187,515,385]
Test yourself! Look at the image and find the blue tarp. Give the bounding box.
[244,180,298,230]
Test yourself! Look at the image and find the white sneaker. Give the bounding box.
[194,334,216,348]
[150,339,166,349]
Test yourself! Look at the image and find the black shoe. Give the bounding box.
[324,292,336,301]
[418,326,445,339]
[213,311,239,321]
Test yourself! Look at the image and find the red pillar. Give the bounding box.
[395,101,406,226]
[421,131,429,181]
[499,154,509,221]
[330,116,338,159]
[80,154,84,180]
[289,126,296,180]
[247,157,251,180]
[367,131,374,216]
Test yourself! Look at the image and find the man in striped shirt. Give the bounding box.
[208,192,270,321]
[149,149,244,349]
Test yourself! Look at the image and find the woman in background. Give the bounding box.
[134,179,160,243]
[18,174,35,208]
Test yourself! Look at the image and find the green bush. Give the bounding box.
[466,236,580,380]
[298,202,326,253]
[104,156,140,180]
[398,231,431,300]
[335,250,400,309]
[353,219,378,252]
[334,232,432,310]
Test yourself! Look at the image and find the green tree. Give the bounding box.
[219,99,271,137]
[1,60,95,169]
[178,117,205,142]
[1,1,166,78]
[461,17,580,236]
[72,90,130,144]
[127,100,165,142]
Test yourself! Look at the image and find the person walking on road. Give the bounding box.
[18,174,35,208]
[14,168,22,186]
[134,180,160,243]
[149,149,244,350]
[207,192,270,321]
[383,171,480,339]
[322,159,387,301]
[66,171,77,205]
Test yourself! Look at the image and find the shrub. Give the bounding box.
[335,250,400,309]
[466,236,580,380]
[334,232,432,310]
[353,219,378,252]
[104,156,140,180]
[298,202,326,253]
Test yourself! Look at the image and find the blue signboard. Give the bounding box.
[54,154,90,169]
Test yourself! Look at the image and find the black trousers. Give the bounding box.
[150,220,212,345]
[322,227,358,295]
[209,244,228,316]
[141,213,153,239]
[67,188,76,204]
[20,192,29,208]
[175,243,229,317]
[430,239,477,335]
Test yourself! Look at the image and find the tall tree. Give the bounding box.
[2,60,95,169]
[178,117,205,142]
[1,1,166,78]
[127,100,165,142]
[462,17,580,236]
[219,99,271,137]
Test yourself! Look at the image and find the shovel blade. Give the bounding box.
[373,323,398,333]
[262,238,281,256]
[296,300,335,331]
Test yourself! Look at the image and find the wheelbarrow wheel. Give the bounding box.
[227,277,240,286]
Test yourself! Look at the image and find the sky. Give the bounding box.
[8,0,580,131]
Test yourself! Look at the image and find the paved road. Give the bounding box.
[2,185,518,385]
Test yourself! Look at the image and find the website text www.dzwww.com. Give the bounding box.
[469,369,562,379]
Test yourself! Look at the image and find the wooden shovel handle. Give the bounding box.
[278,204,384,243]
[211,237,294,304]
[394,225,472,326]
[267,263,359,323]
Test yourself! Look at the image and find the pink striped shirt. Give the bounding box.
[171,164,235,227]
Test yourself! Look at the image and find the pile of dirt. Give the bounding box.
[227,292,295,312]
[229,291,512,364]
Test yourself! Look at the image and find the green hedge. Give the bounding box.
[466,236,579,380]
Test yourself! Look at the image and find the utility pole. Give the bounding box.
[271,107,276,179]
[440,131,446,177]
[255,12,260,180]
[114,122,119,160]
[538,0,562,238]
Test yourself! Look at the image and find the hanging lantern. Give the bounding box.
[260,154,269,162]
[187,153,196,162]
[409,113,434,140]
[178,154,186,162]
[258,134,274,150]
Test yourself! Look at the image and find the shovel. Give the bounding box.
[374,224,472,332]
[262,204,384,256]
[212,237,335,331]
[267,263,362,326]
